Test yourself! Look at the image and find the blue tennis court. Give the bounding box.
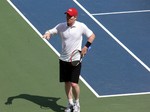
[8,0,150,97]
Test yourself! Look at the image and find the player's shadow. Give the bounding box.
[5,94,65,112]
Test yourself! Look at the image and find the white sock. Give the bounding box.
[68,99,74,105]
[75,99,80,105]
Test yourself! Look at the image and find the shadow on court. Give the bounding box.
[5,94,65,112]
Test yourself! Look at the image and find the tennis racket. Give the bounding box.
[69,50,83,66]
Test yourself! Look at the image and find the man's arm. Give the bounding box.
[82,33,95,56]
[87,33,95,44]
[43,24,59,40]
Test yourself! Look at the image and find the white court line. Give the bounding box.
[73,0,150,98]
[99,92,150,98]
[91,9,150,16]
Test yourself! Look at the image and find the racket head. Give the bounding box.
[70,50,82,66]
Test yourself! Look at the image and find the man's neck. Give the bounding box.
[67,21,75,27]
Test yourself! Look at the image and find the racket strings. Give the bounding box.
[70,50,82,66]
[70,50,81,62]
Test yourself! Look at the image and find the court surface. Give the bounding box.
[9,0,150,97]
[1,0,150,112]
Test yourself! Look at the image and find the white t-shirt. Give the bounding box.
[47,21,93,62]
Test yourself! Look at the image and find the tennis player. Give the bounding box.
[43,8,95,112]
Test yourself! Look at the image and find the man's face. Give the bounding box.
[66,14,76,26]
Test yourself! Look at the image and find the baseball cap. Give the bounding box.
[65,8,78,17]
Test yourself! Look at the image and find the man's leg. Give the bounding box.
[65,82,73,102]
[71,82,80,101]
[71,82,80,112]
[64,82,74,112]
[65,82,80,112]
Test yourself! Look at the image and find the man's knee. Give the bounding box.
[70,82,78,87]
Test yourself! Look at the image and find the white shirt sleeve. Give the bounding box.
[46,24,59,35]
[82,23,93,38]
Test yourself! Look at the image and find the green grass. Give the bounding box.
[1,0,150,112]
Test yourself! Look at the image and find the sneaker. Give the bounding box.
[64,103,74,112]
[73,103,80,112]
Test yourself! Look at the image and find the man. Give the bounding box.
[43,8,95,112]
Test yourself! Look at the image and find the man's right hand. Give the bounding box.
[43,32,51,40]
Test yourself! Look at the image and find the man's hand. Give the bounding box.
[43,32,51,40]
[81,46,88,57]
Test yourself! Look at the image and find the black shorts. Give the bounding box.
[59,60,81,83]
